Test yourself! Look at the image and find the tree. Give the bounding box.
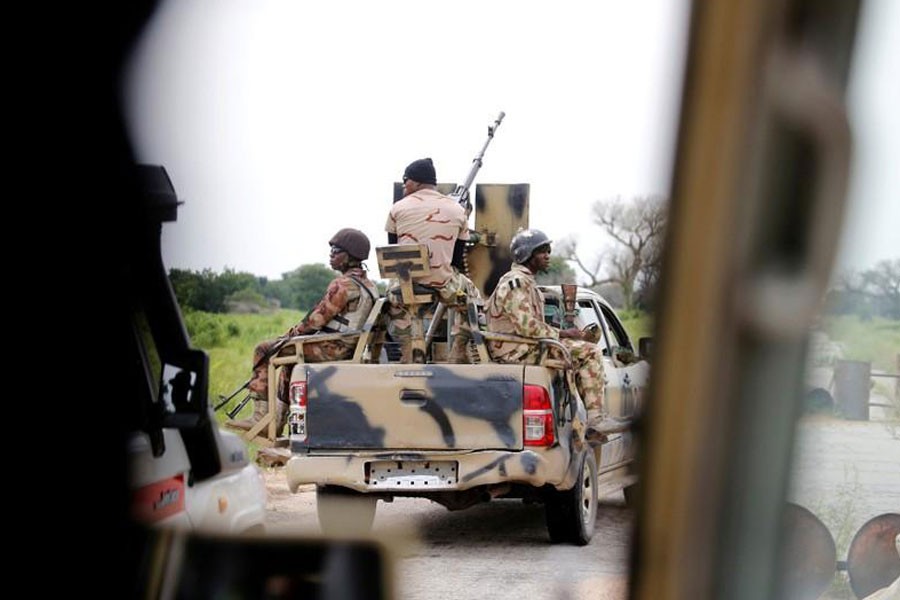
[270,264,336,311]
[864,259,900,318]
[536,256,577,285]
[168,267,265,312]
[826,258,900,319]
[559,196,667,309]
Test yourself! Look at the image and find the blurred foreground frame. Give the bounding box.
[137,529,393,600]
[630,1,861,600]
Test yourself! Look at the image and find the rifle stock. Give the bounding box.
[214,335,290,413]
[226,393,253,419]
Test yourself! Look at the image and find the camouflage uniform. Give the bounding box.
[485,263,607,412]
[385,188,483,362]
[248,267,378,401]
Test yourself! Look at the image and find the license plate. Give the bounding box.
[366,460,458,490]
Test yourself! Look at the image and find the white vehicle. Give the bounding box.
[126,165,267,535]
[128,428,266,534]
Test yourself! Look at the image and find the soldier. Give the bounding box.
[228,228,379,434]
[484,228,609,437]
[385,157,483,362]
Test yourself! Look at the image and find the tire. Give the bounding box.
[624,482,641,508]
[544,450,598,545]
[315,485,377,535]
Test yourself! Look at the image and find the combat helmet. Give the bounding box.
[510,228,552,264]
[329,228,371,261]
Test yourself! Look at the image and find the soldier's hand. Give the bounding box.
[559,327,584,340]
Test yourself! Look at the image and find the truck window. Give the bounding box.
[598,303,633,353]
[578,299,610,355]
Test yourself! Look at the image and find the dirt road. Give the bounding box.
[263,469,634,600]
[261,414,899,600]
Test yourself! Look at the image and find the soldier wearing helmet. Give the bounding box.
[485,228,609,435]
[385,157,483,362]
[229,228,379,436]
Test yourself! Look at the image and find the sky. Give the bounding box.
[124,0,898,284]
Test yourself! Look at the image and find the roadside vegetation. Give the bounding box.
[820,315,899,374]
[184,309,303,424]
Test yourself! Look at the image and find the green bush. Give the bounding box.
[184,311,226,347]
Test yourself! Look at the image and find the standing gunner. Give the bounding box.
[385,157,482,362]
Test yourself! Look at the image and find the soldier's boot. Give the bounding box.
[585,408,632,446]
[226,392,268,431]
[274,400,290,437]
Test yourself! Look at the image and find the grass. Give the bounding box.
[819,315,900,409]
[618,309,653,344]
[821,315,900,373]
[184,309,303,425]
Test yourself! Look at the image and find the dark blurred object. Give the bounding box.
[775,503,837,600]
[847,513,900,599]
[169,533,390,600]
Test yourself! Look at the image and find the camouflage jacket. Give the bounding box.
[485,264,558,361]
[288,267,379,337]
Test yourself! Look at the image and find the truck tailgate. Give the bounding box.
[303,363,525,450]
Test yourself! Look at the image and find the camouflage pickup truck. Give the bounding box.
[281,273,650,545]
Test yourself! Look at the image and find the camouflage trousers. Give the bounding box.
[497,338,606,412]
[387,271,483,363]
[248,336,356,401]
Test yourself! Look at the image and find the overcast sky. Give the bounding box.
[124,0,898,284]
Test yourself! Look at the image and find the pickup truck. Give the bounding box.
[281,281,649,545]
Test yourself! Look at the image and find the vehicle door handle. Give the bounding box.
[400,389,428,406]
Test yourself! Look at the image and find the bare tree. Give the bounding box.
[827,258,900,318]
[560,196,667,309]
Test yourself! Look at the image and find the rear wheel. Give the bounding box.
[544,450,598,545]
[624,482,641,508]
[316,485,377,535]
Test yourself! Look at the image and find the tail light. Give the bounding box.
[523,384,554,446]
[290,381,308,441]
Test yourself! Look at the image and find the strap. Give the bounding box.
[346,274,377,303]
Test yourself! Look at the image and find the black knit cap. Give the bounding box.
[403,158,437,185]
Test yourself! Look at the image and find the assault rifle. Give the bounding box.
[449,111,505,215]
[213,335,291,418]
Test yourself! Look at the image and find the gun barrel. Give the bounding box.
[453,111,505,202]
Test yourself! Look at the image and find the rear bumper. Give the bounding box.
[286,447,571,494]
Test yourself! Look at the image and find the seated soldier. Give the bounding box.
[484,228,609,436]
[229,228,379,434]
[385,157,482,362]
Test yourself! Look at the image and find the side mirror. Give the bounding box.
[638,337,653,361]
[613,346,637,365]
